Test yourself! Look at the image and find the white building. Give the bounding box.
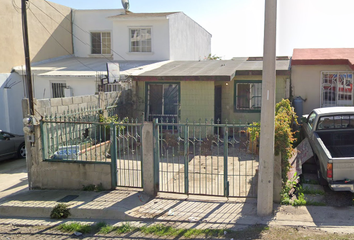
[3,9,211,134]
[73,10,211,61]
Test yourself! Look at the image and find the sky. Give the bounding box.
[48,0,354,60]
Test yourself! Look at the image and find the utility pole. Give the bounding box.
[257,0,277,216]
[22,0,34,116]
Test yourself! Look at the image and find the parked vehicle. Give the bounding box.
[303,107,354,192]
[0,130,26,161]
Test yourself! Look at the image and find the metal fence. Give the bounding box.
[40,106,143,188]
[111,120,143,188]
[41,107,110,162]
[153,119,259,198]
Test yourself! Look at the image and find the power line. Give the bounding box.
[42,0,127,61]
[28,7,97,71]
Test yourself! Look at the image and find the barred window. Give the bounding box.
[52,83,66,98]
[234,81,262,111]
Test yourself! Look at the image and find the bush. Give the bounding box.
[50,203,71,219]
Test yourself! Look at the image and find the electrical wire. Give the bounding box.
[28,7,97,71]
[42,0,127,61]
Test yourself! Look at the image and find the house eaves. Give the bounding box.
[108,12,179,21]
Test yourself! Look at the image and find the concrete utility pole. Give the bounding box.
[257,0,277,216]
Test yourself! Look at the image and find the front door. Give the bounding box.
[147,83,179,122]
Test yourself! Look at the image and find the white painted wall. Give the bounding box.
[73,10,211,61]
[168,13,211,60]
[72,9,124,58]
[0,73,26,134]
[111,19,170,61]
[33,76,97,99]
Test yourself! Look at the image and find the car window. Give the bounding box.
[318,115,354,130]
[307,112,317,129]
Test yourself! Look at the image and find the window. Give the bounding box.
[321,72,353,107]
[52,83,66,98]
[317,115,354,130]
[130,28,151,52]
[307,112,317,129]
[146,83,179,122]
[91,32,111,54]
[234,81,262,111]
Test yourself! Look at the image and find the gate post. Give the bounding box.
[142,121,157,197]
[224,125,229,197]
[110,123,117,189]
[184,123,189,194]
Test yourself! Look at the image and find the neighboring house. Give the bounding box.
[3,7,211,134]
[0,0,72,134]
[73,10,211,61]
[132,57,291,124]
[291,48,354,114]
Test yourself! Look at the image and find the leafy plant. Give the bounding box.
[50,203,71,219]
[82,183,106,192]
[57,222,92,233]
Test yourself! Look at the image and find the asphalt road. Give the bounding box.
[0,158,28,199]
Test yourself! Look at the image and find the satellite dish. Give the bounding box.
[121,0,130,11]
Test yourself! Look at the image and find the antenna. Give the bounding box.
[121,0,130,11]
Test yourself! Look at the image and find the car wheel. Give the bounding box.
[17,143,26,158]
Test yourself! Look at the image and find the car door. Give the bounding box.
[0,132,16,159]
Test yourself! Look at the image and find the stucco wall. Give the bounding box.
[0,0,72,73]
[168,13,211,61]
[221,75,289,123]
[112,19,170,61]
[73,9,124,58]
[180,81,214,122]
[291,65,352,114]
[33,76,97,99]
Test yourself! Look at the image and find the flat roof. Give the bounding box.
[108,12,179,19]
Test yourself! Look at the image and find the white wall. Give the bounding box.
[33,76,97,99]
[111,19,170,61]
[168,13,211,60]
[73,9,124,58]
[0,73,25,134]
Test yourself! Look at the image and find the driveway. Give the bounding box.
[0,158,28,199]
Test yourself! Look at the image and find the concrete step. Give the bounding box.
[0,189,148,220]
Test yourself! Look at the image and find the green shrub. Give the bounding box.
[50,203,71,219]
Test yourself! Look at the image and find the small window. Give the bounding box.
[52,83,66,98]
[130,28,151,52]
[307,112,317,129]
[91,32,111,54]
[234,81,262,111]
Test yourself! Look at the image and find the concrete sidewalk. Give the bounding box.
[1,189,354,233]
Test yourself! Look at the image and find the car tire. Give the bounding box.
[17,143,26,158]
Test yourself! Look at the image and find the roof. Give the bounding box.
[313,106,354,115]
[13,56,168,78]
[133,57,291,81]
[12,56,291,81]
[292,48,354,70]
[108,12,179,20]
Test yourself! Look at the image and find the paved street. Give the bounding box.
[0,158,28,199]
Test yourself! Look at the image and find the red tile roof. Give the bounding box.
[292,48,354,70]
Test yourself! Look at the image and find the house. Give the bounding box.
[72,10,211,61]
[132,57,291,124]
[3,6,211,134]
[0,0,72,134]
[291,48,354,114]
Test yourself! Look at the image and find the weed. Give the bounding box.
[82,183,106,192]
[99,225,117,234]
[116,223,137,234]
[50,203,71,219]
[82,184,96,191]
[57,222,92,233]
[302,187,325,195]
